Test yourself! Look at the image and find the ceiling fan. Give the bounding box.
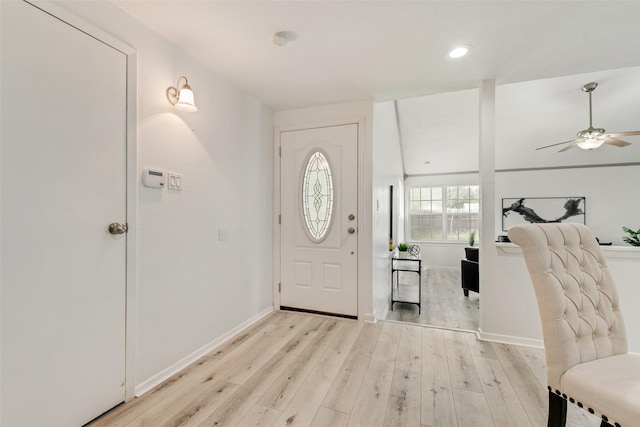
[536,82,640,152]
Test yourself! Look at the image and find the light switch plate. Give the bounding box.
[218,228,228,241]
[167,172,182,190]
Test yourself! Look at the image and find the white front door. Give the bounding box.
[280,124,358,317]
[1,2,127,426]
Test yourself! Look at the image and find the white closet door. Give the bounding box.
[1,2,127,425]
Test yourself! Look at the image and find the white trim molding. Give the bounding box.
[478,329,544,349]
[496,242,640,259]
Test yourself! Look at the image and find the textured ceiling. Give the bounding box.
[113,1,640,111]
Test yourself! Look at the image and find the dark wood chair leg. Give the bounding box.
[600,421,613,427]
[548,390,567,427]
[463,289,469,297]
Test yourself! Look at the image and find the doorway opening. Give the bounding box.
[378,90,481,332]
[382,182,479,331]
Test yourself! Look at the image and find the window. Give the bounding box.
[409,185,479,242]
[301,150,334,242]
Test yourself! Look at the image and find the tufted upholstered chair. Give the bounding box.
[508,223,640,427]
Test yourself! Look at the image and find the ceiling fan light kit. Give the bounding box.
[536,81,640,152]
[576,139,604,150]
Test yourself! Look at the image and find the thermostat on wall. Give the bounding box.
[142,168,165,188]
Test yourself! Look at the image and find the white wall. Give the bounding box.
[372,101,404,319]
[482,165,640,349]
[274,100,375,321]
[496,166,640,246]
[490,245,640,351]
[52,1,274,392]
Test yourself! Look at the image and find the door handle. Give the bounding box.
[108,223,128,235]
[348,227,355,234]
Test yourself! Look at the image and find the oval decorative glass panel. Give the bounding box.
[301,150,334,242]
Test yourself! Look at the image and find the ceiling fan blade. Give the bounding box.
[603,137,632,147]
[535,139,577,150]
[605,131,640,138]
[558,141,580,152]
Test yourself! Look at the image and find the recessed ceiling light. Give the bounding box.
[445,45,473,60]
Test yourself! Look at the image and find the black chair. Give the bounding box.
[461,247,478,296]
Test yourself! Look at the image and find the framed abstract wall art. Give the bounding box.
[501,197,586,231]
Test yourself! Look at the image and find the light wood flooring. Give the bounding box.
[384,267,479,331]
[90,311,600,427]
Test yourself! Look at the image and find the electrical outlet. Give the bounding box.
[167,172,182,190]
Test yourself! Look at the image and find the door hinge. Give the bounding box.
[278,282,281,293]
[279,214,281,225]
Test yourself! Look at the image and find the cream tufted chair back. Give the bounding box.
[508,223,628,391]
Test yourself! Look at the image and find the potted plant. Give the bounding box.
[622,227,640,247]
[465,231,478,262]
[397,242,409,258]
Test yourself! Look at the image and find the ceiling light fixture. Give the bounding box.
[535,81,639,152]
[272,31,298,47]
[576,137,605,150]
[446,45,472,60]
[273,31,288,46]
[166,76,198,112]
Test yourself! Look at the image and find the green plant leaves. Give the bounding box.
[622,226,640,246]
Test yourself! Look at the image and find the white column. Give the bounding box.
[478,79,496,334]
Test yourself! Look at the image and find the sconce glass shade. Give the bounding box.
[576,138,604,150]
[176,84,197,112]
[167,76,198,112]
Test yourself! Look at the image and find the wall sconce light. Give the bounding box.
[166,76,198,112]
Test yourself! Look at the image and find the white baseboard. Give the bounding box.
[377,305,389,322]
[478,329,544,349]
[479,330,640,353]
[361,312,376,323]
[425,265,458,271]
[372,298,390,323]
[134,306,274,397]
